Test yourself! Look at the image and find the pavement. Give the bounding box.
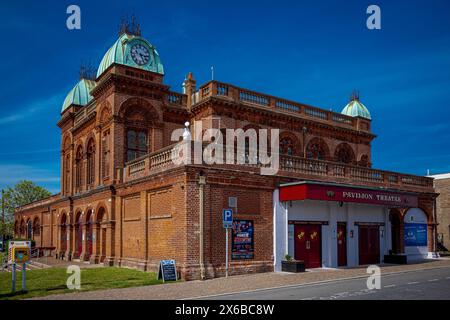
[33,258,450,300]
[32,256,104,269]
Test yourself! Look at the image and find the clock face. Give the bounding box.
[130,43,150,66]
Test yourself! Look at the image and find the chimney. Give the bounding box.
[183,72,197,108]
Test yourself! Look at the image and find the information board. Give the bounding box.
[157,260,178,282]
[404,223,427,247]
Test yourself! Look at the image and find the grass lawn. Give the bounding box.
[0,267,165,300]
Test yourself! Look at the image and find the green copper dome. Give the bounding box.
[341,98,371,120]
[96,33,164,78]
[61,79,96,113]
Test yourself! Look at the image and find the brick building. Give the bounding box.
[429,173,450,251]
[14,29,438,280]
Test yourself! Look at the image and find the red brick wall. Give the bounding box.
[434,178,450,248]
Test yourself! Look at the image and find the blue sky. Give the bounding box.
[0,0,449,193]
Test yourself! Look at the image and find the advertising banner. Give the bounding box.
[404,223,428,247]
[232,220,254,260]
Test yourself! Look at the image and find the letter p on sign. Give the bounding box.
[223,209,233,228]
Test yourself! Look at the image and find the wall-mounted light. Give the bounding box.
[350,230,354,238]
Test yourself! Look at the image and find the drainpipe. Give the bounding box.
[198,174,206,280]
[433,196,438,257]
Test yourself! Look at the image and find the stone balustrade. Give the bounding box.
[193,81,366,131]
[123,142,434,193]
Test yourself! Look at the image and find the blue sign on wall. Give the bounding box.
[223,209,233,228]
[404,223,427,247]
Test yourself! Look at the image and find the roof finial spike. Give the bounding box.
[350,89,360,102]
[118,14,141,37]
[79,62,96,80]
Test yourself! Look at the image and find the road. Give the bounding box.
[201,266,450,300]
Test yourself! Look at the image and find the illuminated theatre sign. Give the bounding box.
[279,182,418,207]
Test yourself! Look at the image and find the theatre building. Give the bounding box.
[14,26,438,280]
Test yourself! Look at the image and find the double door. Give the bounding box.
[294,224,322,268]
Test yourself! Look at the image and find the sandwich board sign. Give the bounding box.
[157,260,177,282]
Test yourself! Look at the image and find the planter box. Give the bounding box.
[384,254,407,264]
[281,260,305,273]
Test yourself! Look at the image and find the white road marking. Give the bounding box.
[428,279,438,282]
[407,281,419,285]
[445,277,450,280]
[384,284,396,288]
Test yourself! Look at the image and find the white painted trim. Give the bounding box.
[428,173,450,180]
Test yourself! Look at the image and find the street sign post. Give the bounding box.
[222,209,233,277]
[8,241,31,292]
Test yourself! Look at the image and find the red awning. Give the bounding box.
[279,182,418,207]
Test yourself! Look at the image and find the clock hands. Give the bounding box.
[131,44,151,65]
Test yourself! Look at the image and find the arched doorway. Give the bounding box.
[389,209,402,254]
[14,221,19,237]
[19,219,25,238]
[96,207,107,262]
[60,213,67,255]
[85,210,94,260]
[74,211,83,259]
[26,220,32,240]
[33,217,41,245]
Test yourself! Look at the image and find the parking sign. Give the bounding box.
[222,209,233,228]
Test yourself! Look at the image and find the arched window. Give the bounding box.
[359,154,369,167]
[126,129,147,162]
[64,154,70,195]
[86,138,96,186]
[33,217,40,236]
[334,143,355,164]
[306,138,329,160]
[102,130,111,180]
[280,137,295,156]
[75,146,83,191]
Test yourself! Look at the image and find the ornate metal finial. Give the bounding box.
[79,63,96,80]
[350,90,360,101]
[118,14,141,37]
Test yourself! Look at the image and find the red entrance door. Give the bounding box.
[337,223,347,266]
[359,225,380,265]
[294,224,321,268]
